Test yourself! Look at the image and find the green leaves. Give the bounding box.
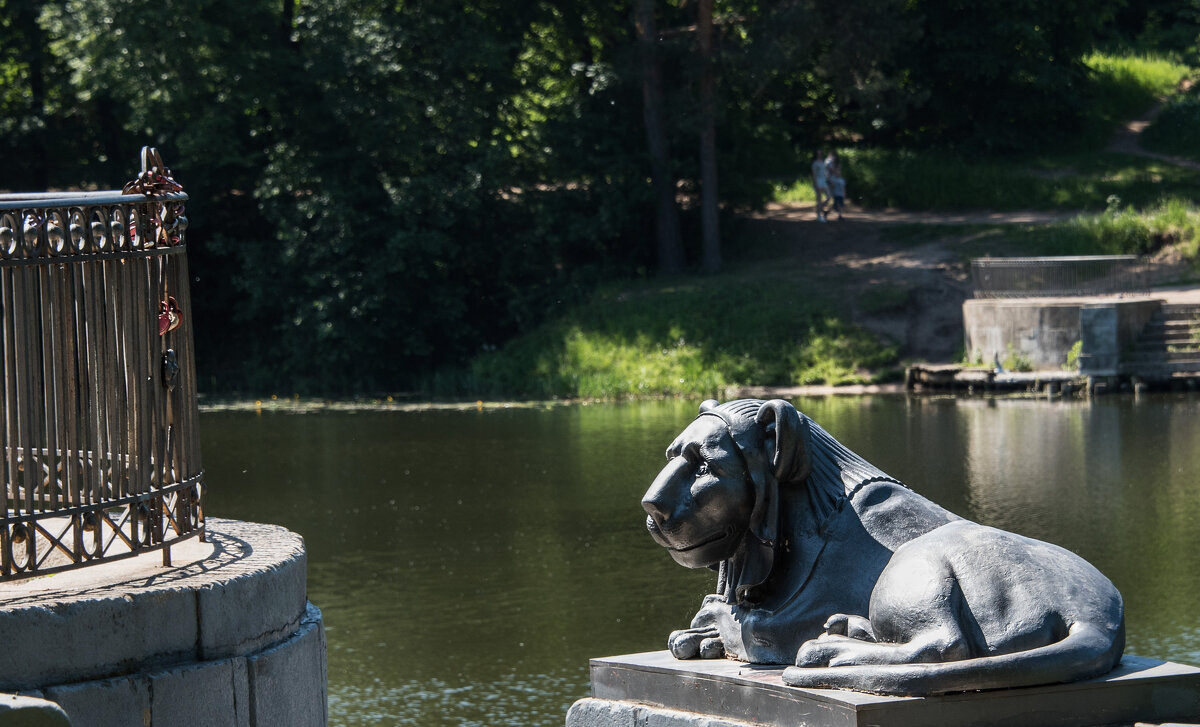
[9,0,1195,395]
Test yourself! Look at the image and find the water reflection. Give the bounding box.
[199,395,1200,726]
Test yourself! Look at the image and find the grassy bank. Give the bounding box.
[926,197,1200,261]
[455,274,898,400]
[1015,198,1200,258]
[1083,51,1191,141]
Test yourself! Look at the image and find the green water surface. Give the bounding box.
[198,395,1200,726]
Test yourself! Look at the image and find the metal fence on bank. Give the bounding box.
[0,150,204,580]
[971,255,1161,298]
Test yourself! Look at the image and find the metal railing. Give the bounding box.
[0,149,204,580]
[972,256,1162,298]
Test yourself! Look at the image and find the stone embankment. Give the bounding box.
[0,518,326,727]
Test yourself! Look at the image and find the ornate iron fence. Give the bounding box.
[0,149,203,580]
[971,255,1161,298]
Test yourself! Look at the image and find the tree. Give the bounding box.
[696,0,721,272]
[0,0,78,189]
[1107,0,1200,54]
[635,0,686,274]
[22,0,1142,395]
[899,0,1119,150]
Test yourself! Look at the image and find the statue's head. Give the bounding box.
[641,399,811,590]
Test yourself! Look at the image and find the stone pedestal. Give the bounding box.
[568,651,1200,727]
[0,518,327,727]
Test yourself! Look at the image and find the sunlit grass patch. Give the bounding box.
[468,273,898,399]
[772,179,817,204]
[1083,52,1190,143]
[967,197,1200,260]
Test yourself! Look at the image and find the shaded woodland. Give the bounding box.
[0,0,1196,393]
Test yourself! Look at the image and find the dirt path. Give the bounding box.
[1105,79,1200,170]
[753,201,1077,226]
[736,210,979,364]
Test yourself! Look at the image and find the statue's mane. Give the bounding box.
[717,412,904,605]
[793,417,905,527]
[807,418,903,496]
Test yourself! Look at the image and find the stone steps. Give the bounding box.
[1146,332,1200,346]
[1126,304,1200,376]
[1126,355,1200,367]
[1127,360,1200,374]
[1138,323,1200,339]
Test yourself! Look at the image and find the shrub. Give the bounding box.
[1143,91,1200,160]
[1002,344,1034,373]
[1064,340,1084,371]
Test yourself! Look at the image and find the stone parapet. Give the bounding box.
[0,519,325,727]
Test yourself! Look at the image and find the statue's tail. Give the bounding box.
[780,621,1124,696]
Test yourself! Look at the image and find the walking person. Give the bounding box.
[811,149,830,222]
[826,151,846,221]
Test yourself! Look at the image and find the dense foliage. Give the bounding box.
[0,0,1191,394]
[895,0,1114,151]
[1143,82,1200,160]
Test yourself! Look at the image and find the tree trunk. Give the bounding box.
[281,0,295,42]
[14,0,47,188]
[634,0,685,274]
[697,0,721,272]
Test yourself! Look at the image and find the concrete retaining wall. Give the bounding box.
[963,297,1161,371]
[1079,299,1162,375]
[0,519,326,727]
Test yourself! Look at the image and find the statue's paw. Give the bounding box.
[822,613,851,635]
[699,636,725,659]
[794,633,849,667]
[669,627,723,659]
[823,613,875,641]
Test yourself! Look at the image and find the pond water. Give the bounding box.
[199,395,1200,726]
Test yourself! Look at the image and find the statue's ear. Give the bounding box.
[698,399,720,414]
[755,399,811,484]
[664,434,683,460]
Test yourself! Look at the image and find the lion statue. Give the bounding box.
[641,398,1124,696]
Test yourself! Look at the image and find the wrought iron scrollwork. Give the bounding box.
[0,149,204,581]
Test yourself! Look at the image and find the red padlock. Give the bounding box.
[158,296,183,336]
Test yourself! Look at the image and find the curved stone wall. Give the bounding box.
[0,519,326,727]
